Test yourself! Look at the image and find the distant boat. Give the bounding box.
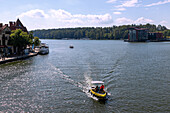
[37,43,49,55]
[69,45,74,49]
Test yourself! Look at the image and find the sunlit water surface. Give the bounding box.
[0,40,170,112]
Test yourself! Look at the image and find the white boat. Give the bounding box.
[38,43,49,55]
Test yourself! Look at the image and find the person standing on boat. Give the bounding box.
[100,84,104,91]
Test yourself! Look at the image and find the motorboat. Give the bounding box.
[38,43,49,55]
[69,45,74,49]
[89,81,108,100]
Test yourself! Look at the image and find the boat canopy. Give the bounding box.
[40,43,49,47]
[91,81,104,84]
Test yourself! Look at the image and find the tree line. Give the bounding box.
[32,24,170,40]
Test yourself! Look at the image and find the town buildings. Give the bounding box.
[0,19,28,56]
[128,27,164,42]
[148,32,164,41]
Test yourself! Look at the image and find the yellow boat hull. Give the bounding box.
[89,89,107,99]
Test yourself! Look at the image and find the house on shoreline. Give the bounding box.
[0,19,28,56]
[0,24,11,57]
[9,19,28,33]
[127,27,164,42]
[148,32,164,41]
[128,27,148,42]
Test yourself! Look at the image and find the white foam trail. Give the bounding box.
[108,93,111,96]
[82,67,100,101]
[48,63,107,101]
[86,92,98,101]
[49,63,85,89]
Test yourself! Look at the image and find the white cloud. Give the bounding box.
[113,12,122,15]
[49,9,72,19]
[158,21,170,29]
[16,9,158,30]
[159,20,169,28]
[115,17,133,24]
[117,0,138,7]
[106,0,117,3]
[115,17,154,25]
[17,9,113,30]
[146,0,170,7]
[134,17,154,24]
[159,20,168,24]
[17,9,48,18]
[115,8,126,11]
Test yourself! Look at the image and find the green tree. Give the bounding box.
[29,31,34,40]
[10,29,31,55]
[34,37,41,46]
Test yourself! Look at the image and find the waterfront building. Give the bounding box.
[148,32,163,41]
[0,19,29,56]
[9,18,28,33]
[0,23,11,56]
[128,27,148,42]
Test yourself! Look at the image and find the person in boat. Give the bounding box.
[99,84,104,92]
[95,86,99,92]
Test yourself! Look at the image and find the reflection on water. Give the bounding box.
[0,40,170,112]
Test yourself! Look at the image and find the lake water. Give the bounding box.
[0,40,170,112]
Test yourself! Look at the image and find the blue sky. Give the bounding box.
[0,0,170,30]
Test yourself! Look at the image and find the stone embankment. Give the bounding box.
[0,52,38,64]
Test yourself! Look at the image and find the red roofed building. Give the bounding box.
[9,18,28,33]
[128,27,148,42]
[0,19,28,56]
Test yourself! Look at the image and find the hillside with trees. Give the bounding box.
[32,24,170,40]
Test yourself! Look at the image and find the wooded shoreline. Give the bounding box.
[32,24,170,40]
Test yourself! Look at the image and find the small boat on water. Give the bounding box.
[89,81,108,100]
[35,43,49,55]
[69,45,74,48]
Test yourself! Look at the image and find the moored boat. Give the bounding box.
[37,43,49,55]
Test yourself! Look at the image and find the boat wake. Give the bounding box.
[83,71,99,101]
[48,63,99,100]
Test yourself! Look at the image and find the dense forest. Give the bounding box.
[32,24,170,40]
